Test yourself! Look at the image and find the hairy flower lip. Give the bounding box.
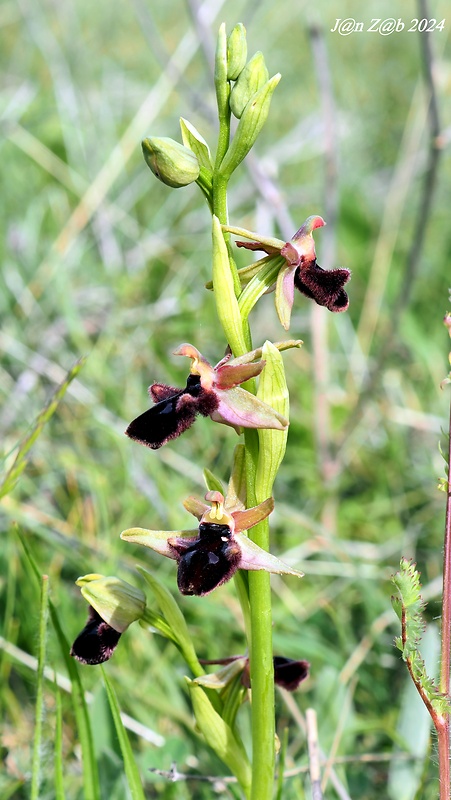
[125,344,288,450]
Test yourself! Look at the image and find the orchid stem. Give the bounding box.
[212,154,275,798]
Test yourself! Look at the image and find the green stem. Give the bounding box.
[212,136,275,800]
[31,574,50,800]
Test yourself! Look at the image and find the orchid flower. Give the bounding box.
[121,489,303,596]
[225,215,351,329]
[125,344,288,450]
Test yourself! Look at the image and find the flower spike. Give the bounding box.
[125,345,288,449]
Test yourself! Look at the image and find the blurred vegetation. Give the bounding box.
[1,0,451,797]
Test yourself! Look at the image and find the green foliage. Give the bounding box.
[392,559,451,719]
[1,0,451,797]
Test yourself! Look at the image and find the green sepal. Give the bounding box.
[229,52,269,119]
[76,574,146,633]
[227,23,247,80]
[230,339,303,366]
[180,117,213,171]
[226,444,246,510]
[222,224,285,252]
[238,255,285,322]
[212,215,248,355]
[219,73,281,179]
[203,467,225,495]
[186,678,252,793]
[255,341,289,499]
[138,567,204,678]
[193,658,247,690]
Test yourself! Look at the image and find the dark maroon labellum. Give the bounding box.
[125,375,219,450]
[294,260,350,312]
[70,606,121,665]
[174,522,241,596]
[273,656,310,691]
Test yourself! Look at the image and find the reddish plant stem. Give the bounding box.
[438,396,451,800]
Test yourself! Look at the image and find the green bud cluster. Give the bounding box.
[140,22,280,197]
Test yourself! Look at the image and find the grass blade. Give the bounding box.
[19,531,101,800]
[101,667,146,800]
[31,574,50,800]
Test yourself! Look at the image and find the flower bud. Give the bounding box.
[142,137,200,188]
[76,574,146,633]
[229,51,269,119]
[220,74,281,178]
[227,23,247,80]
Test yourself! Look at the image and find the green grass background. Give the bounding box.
[1,0,451,797]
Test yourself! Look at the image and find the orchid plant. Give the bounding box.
[70,23,351,799]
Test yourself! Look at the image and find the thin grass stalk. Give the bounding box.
[31,574,49,800]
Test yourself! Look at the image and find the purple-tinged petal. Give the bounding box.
[222,224,285,253]
[273,656,310,691]
[236,240,279,255]
[292,215,325,241]
[70,607,121,665]
[234,532,304,576]
[120,527,197,558]
[280,242,301,267]
[275,265,296,330]
[214,360,265,390]
[232,497,274,532]
[214,387,288,431]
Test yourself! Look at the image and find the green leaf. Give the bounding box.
[19,532,101,800]
[255,341,289,499]
[203,467,225,495]
[212,215,248,356]
[101,668,146,800]
[137,567,203,678]
[186,678,252,795]
[31,574,50,800]
[0,357,85,500]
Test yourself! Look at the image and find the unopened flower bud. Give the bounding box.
[229,52,269,119]
[220,74,281,178]
[227,23,247,80]
[142,137,200,188]
[76,574,146,633]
